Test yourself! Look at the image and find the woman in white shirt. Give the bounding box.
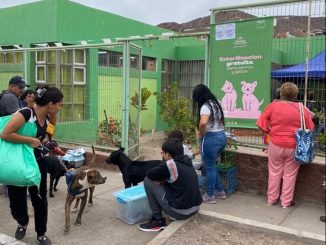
[192,84,227,204]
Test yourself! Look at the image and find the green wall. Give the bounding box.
[139,78,158,131]
[0,0,57,46]
[272,36,325,65]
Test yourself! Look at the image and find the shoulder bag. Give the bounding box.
[294,102,315,165]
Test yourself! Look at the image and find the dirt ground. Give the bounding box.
[162,215,306,245]
[140,133,313,245]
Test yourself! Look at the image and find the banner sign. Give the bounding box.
[209,17,274,128]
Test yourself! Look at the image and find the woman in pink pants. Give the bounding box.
[256,83,314,208]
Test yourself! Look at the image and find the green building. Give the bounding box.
[0,0,325,151]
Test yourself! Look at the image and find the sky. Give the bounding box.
[0,0,324,25]
[0,0,267,25]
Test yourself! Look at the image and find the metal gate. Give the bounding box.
[0,42,141,157]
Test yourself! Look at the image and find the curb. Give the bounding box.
[0,233,27,245]
[146,217,194,245]
[199,210,325,245]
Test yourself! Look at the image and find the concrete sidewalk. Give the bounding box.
[1,168,325,245]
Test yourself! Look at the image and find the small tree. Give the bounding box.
[131,87,152,110]
[155,83,196,144]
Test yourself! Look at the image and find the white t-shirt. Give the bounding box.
[200,101,224,132]
[183,144,194,159]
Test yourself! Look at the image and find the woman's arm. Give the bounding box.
[198,114,209,138]
[256,103,273,133]
[0,112,41,148]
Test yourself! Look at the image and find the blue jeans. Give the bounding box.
[200,131,227,197]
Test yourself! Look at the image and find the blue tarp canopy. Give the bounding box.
[271,50,326,78]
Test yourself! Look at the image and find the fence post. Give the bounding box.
[304,0,312,106]
[204,37,210,87]
[122,42,130,155]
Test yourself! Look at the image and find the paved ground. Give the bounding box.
[0,132,325,245]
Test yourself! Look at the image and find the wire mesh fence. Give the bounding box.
[0,43,141,158]
[211,0,325,155]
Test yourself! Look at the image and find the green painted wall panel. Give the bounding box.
[175,45,206,61]
[0,72,24,90]
[139,78,157,131]
[0,0,57,46]
[271,36,325,65]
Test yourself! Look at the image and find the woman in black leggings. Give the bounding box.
[1,86,63,245]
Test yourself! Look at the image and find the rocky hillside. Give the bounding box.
[157,10,325,37]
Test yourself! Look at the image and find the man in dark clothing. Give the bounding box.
[139,138,202,232]
[0,75,30,116]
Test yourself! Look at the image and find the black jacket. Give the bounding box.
[146,155,202,209]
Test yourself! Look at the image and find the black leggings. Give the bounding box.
[7,158,48,237]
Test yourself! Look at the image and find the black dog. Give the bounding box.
[43,156,67,197]
[106,148,162,188]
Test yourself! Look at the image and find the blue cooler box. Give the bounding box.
[113,185,152,225]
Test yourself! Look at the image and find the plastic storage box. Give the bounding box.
[113,185,152,225]
[61,148,85,169]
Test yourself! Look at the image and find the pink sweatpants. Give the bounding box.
[267,141,300,207]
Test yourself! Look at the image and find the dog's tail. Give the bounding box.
[89,145,96,165]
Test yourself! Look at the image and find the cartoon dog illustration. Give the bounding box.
[221,80,237,111]
[241,81,264,112]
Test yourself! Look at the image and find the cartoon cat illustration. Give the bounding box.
[241,81,264,112]
[221,80,237,111]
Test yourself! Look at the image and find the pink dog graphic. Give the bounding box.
[221,80,237,111]
[241,81,264,112]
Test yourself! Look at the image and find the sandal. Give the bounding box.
[15,225,27,240]
[37,235,52,245]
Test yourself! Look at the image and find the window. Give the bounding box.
[98,50,122,67]
[34,48,87,122]
[161,59,175,91]
[98,51,108,66]
[142,56,156,71]
[130,55,139,69]
[109,51,122,67]
[0,52,24,64]
[36,65,46,83]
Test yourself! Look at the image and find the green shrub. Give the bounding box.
[155,83,196,144]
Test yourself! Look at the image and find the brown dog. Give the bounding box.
[64,147,107,232]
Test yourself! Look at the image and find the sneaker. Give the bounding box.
[138,218,166,232]
[215,191,227,199]
[15,225,27,240]
[202,193,216,204]
[282,201,295,209]
[37,235,52,245]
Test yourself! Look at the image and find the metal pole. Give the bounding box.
[210,0,303,12]
[138,48,142,157]
[204,37,210,87]
[304,0,312,106]
[122,42,130,155]
[24,50,28,81]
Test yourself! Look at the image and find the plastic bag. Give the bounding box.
[0,109,41,186]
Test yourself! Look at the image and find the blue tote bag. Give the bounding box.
[0,108,41,186]
[294,102,314,165]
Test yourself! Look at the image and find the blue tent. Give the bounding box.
[271,50,326,78]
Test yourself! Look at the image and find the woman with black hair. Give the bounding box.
[192,84,227,204]
[1,85,63,245]
[20,89,35,108]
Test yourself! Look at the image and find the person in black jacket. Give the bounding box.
[138,138,202,232]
